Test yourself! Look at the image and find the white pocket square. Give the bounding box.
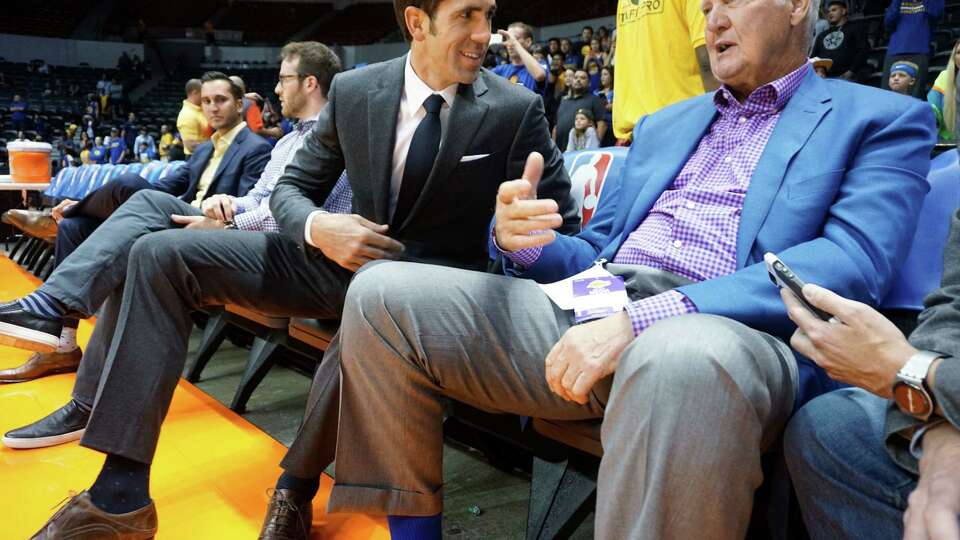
[460,154,490,162]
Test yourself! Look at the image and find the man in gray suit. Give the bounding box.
[20,0,576,538]
[783,211,960,539]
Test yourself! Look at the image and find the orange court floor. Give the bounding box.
[0,255,390,539]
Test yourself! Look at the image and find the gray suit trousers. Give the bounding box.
[63,190,351,464]
[322,262,797,539]
[38,190,203,406]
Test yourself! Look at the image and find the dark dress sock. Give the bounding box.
[88,453,152,514]
[276,471,321,500]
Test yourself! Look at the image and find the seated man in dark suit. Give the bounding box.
[0,70,271,380]
[783,210,960,539]
[307,0,937,537]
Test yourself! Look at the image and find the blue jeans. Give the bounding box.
[784,388,917,540]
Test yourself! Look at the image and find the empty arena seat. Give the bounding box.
[91,164,115,191]
[139,161,164,183]
[64,165,100,199]
[43,166,76,199]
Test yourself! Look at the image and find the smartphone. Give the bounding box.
[764,252,836,322]
[489,33,503,46]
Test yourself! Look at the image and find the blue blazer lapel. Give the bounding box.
[735,71,832,268]
[618,96,718,234]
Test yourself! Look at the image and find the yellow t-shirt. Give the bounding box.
[613,0,708,140]
[158,132,176,158]
[176,99,210,155]
[191,121,245,207]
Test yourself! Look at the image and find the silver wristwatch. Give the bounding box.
[892,350,942,421]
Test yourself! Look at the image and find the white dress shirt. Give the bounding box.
[304,54,458,247]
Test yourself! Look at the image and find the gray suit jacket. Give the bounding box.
[886,209,960,472]
[270,54,578,271]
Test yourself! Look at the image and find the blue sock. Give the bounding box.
[17,290,65,320]
[387,513,442,540]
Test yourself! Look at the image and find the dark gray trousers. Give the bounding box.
[309,262,796,539]
[54,173,156,267]
[40,190,351,463]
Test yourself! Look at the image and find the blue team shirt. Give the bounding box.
[493,61,549,94]
[10,100,27,121]
[90,146,107,164]
[108,138,126,164]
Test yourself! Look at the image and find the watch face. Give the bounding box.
[894,384,934,418]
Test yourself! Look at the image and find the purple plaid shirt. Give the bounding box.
[232,118,353,231]
[504,63,810,335]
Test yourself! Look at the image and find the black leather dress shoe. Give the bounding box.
[0,301,62,353]
[3,399,90,449]
[258,489,313,540]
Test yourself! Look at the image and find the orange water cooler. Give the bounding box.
[7,141,52,183]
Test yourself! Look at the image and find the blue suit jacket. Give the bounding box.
[155,125,271,202]
[514,70,937,406]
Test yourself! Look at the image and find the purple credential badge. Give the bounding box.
[572,276,626,297]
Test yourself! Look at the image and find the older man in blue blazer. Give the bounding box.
[310,0,937,538]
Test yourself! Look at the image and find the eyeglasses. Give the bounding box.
[278,74,305,85]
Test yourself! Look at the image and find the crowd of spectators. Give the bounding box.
[485,24,617,148]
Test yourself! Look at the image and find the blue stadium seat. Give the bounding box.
[64,165,100,200]
[92,164,114,191]
[139,161,164,184]
[111,164,129,178]
[124,162,144,177]
[44,166,76,199]
[157,160,185,181]
[881,149,960,311]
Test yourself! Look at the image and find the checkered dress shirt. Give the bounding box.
[506,63,810,335]
[233,117,353,231]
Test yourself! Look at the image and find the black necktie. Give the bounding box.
[393,94,445,227]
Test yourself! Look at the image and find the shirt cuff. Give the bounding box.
[233,195,256,215]
[624,291,698,337]
[909,418,949,460]
[304,209,325,247]
[491,228,544,269]
[233,207,269,232]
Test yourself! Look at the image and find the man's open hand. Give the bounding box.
[309,213,404,272]
[904,423,960,540]
[50,199,77,223]
[545,312,634,404]
[494,152,563,252]
[783,284,916,398]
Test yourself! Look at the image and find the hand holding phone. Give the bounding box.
[764,253,838,323]
[489,33,503,46]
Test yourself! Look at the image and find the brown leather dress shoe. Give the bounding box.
[0,348,82,383]
[258,489,313,540]
[3,209,58,240]
[30,491,157,539]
